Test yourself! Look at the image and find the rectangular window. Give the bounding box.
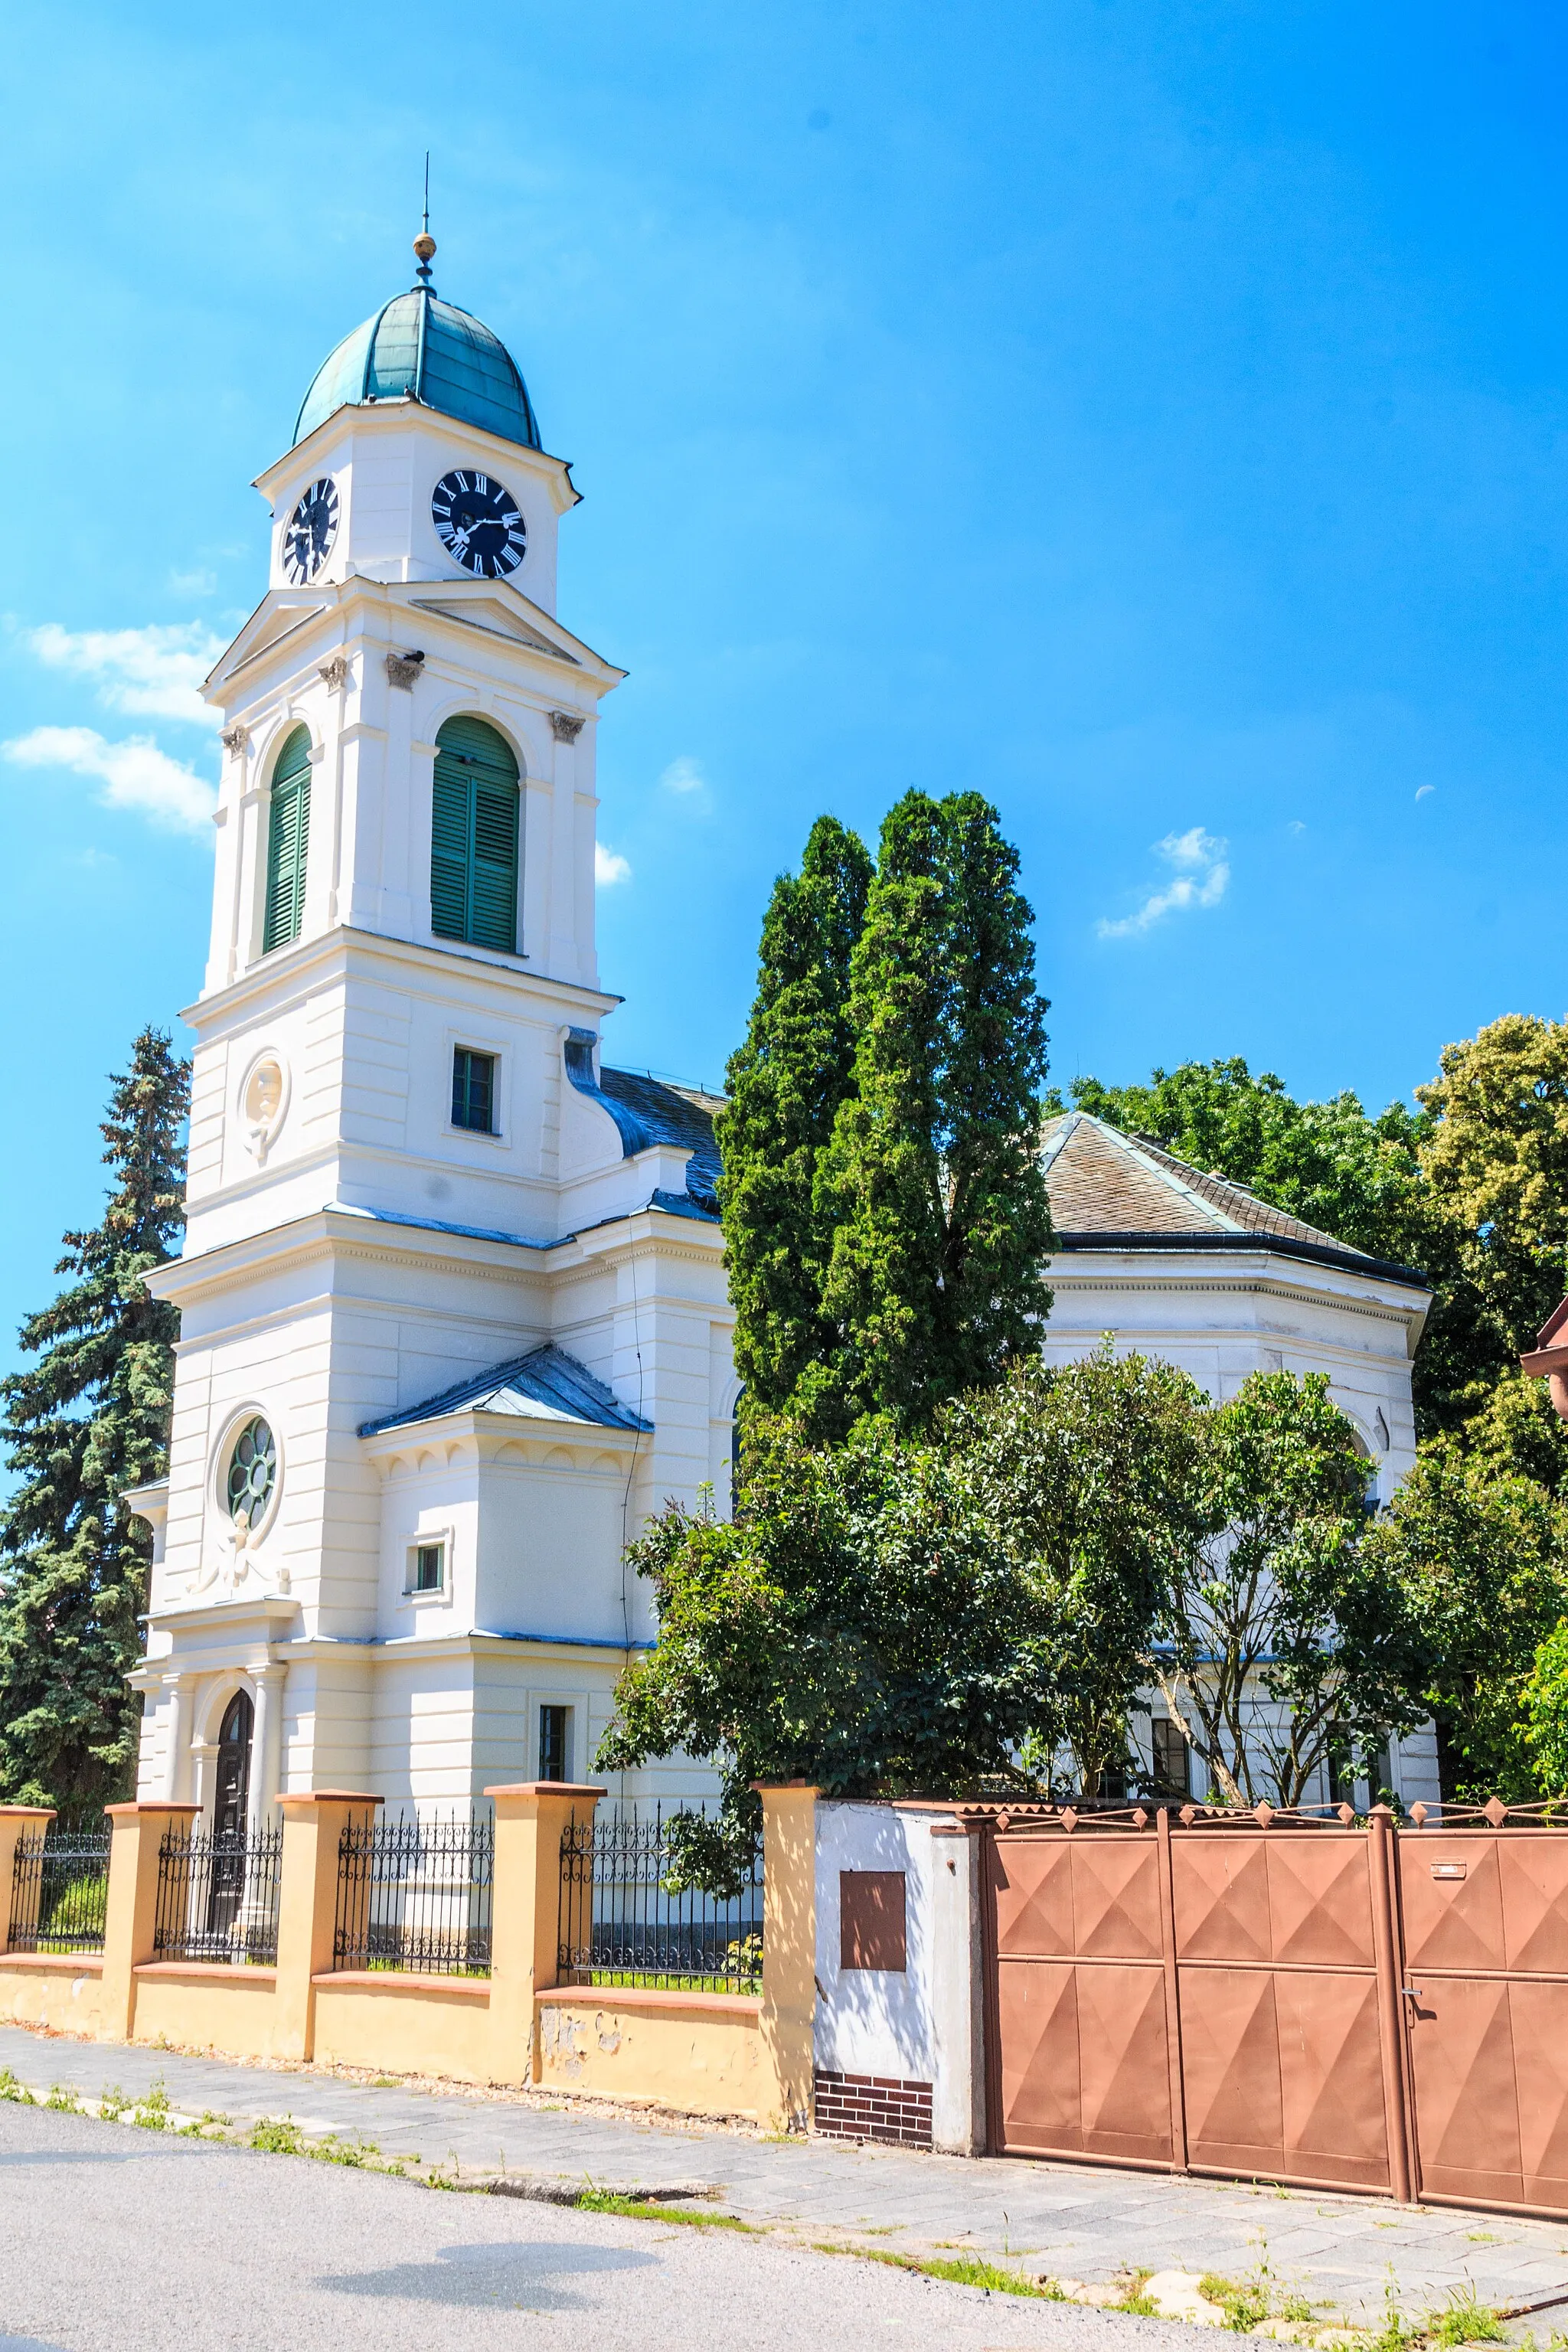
[538,1704,570,1782]
[452,1047,496,1134]
[408,1543,445,1594]
[1151,1717,1191,1799]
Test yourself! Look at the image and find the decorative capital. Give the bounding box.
[318,654,351,692]
[386,649,425,689]
[549,708,586,744]
[220,724,249,755]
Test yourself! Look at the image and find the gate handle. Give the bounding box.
[1401,1983,1424,2003]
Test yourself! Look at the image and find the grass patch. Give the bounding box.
[809,2242,1045,2298]
[919,2253,1045,2298]
[576,2190,752,2231]
[1201,2273,1273,2332]
[0,2070,24,2103]
[247,2117,378,2167]
[44,2084,77,2113]
[1427,2289,1506,2350]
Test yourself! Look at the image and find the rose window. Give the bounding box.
[226,1418,276,1529]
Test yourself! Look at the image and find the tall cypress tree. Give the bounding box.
[812,790,1055,1436]
[716,816,874,1416]
[0,1030,189,1805]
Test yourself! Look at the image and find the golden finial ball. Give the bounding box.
[413,232,436,265]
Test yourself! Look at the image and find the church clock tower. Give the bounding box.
[128,234,735,1822]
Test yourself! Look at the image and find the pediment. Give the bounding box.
[408,595,580,665]
[205,595,330,692]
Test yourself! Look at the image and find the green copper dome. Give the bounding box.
[294,278,543,453]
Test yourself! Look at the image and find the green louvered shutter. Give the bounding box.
[430,717,521,952]
[263,726,312,953]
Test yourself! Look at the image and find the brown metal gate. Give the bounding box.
[981,1800,1568,2218]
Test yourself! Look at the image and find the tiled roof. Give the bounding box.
[359,1343,652,1438]
[562,1029,720,1217]
[1040,1112,1429,1289]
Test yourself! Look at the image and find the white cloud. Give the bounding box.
[2,725,216,835]
[1415,784,1435,802]
[24,621,226,727]
[659,755,706,795]
[1097,826,1230,940]
[168,567,218,598]
[595,841,632,887]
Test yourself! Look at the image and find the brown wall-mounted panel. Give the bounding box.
[840,1869,906,1971]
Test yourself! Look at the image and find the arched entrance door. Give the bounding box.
[209,1690,253,1942]
[214,1690,253,1836]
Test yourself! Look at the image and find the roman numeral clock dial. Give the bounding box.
[431,469,527,579]
[280,476,339,583]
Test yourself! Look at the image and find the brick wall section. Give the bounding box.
[813,2066,933,2148]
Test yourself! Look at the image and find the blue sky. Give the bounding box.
[2,0,1567,1361]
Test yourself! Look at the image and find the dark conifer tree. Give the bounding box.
[0,1030,189,1804]
[811,790,1055,1435]
[716,817,874,1417]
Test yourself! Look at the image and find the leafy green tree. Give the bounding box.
[1416,1014,1568,1437]
[598,1413,1068,1832]
[942,1348,1210,1798]
[715,817,872,1418]
[1364,1439,1568,1801]
[1521,1619,1568,1798]
[807,790,1054,1436]
[601,1354,1217,1824]
[0,1030,189,1806]
[1154,1371,1429,1809]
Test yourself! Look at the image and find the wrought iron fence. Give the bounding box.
[334,1811,493,1977]
[153,1821,283,1965]
[8,1824,112,1954]
[558,1807,763,1994]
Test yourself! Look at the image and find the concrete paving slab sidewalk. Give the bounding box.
[3,2022,1566,2331]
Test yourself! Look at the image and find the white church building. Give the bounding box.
[126,236,1439,1832]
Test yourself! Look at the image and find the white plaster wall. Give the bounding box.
[1042,1247,1426,1503]
[813,1802,941,2084]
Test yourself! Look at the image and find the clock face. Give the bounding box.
[281,476,339,584]
[431,469,527,579]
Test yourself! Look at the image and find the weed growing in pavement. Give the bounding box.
[250,2118,307,2155]
[1367,2269,1419,2352]
[577,2190,752,2232]
[97,2086,130,2122]
[920,2253,1046,2298]
[132,2083,170,2131]
[44,2084,76,2112]
[1426,2288,1505,2349]
[0,2071,22,2102]
[1201,2274,1272,2331]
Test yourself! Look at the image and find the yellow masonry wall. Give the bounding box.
[312,1974,496,2082]
[0,1957,104,2040]
[535,1989,765,2118]
[129,1965,282,2060]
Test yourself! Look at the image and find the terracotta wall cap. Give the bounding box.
[104,1801,201,1818]
[0,1952,104,1974]
[0,1805,56,1820]
[276,1791,384,1808]
[536,1984,762,2019]
[482,1782,606,1799]
[314,1969,491,1998]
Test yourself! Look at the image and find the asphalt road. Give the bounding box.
[0,2101,1238,2352]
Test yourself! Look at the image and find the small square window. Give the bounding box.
[410,1542,445,1594]
[539,1704,570,1782]
[452,1047,496,1133]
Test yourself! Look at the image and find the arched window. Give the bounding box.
[431,717,521,953]
[262,725,312,953]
